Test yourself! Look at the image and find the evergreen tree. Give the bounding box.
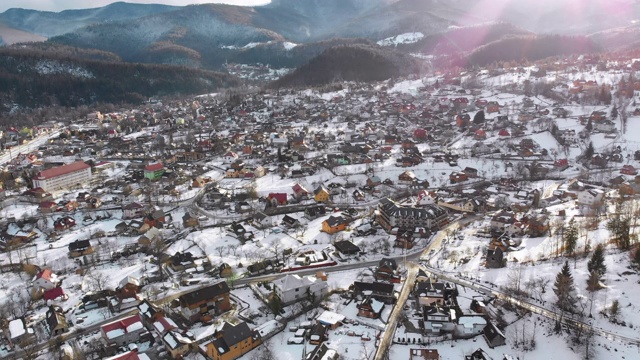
[586,270,601,292]
[585,141,595,160]
[563,218,578,257]
[269,289,282,314]
[587,244,607,277]
[607,216,635,250]
[633,247,640,266]
[609,299,620,322]
[473,110,485,124]
[554,261,576,312]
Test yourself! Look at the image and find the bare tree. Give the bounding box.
[215,246,226,258]
[270,241,282,263]
[506,265,525,297]
[86,271,109,293]
[19,338,40,360]
[9,289,31,318]
[227,244,240,257]
[250,340,275,360]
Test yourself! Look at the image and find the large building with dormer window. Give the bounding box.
[32,161,92,192]
[376,198,449,232]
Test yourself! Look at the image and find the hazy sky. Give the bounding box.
[0,0,272,13]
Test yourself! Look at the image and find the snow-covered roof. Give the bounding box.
[273,274,316,291]
[316,310,345,325]
[126,321,143,333]
[9,319,25,339]
[371,299,384,314]
[458,316,487,328]
[106,329,125,339]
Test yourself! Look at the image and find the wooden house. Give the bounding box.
[177,281,231,322]
[321,215,348,234]
[204,321,261,360]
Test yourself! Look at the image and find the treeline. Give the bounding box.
[0,48,239,109]
[10,42,122,62]
[458,35,601,68]
[269,44,422,88]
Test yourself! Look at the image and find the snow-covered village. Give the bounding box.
[2,54,640,360]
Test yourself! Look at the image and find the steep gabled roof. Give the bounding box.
[179,281,229,306]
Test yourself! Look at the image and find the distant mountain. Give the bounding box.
[0,45,239,109]
[461,35,601,68]
[489,0,640,35]
[588,25,640,51]
[397,23,532,56]
[0,2,177,38]
[2,0,633,73]
[49,4,285,68]
[0,22,46,45]
[255,0,394,42]
[269,44,422,88]
[0,0,637,106]
[50,3,383,71]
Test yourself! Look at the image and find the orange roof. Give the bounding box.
[37,268,55,281]
[35,161,90,180]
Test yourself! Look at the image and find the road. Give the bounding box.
[372,218,472,360]
[374,264,417,360]
[0,130,61,167]
[153,249,431,305]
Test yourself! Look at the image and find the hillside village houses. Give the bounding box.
[1,57,640,360]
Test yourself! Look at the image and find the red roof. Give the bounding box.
[153,316,176,334]
[292,184,308,194]
[144,162,164,172]
[40,201,57,208]
[555,159,569,167]
[44,287,64,301]
[267,193,288,204]
[37,268,55,281]
[35,161,90,180]
[413,129,427,138]
[101,314,142,333]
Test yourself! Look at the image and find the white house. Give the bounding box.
[423,306,456,334]
[32,161,92,192]
[560,129,577,144]
[9,318,33,343]
[457,315,487,336]
[32,268,58,291]
[222,151,239,164]
[594,120,616,133]
[253,212,274,228]
[578,188,605,207]
[122,202,145,219]
[272,274,328,306]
